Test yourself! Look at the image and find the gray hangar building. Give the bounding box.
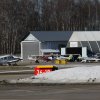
[21,31,100,60]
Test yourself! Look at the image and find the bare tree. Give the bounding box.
[0,0,100,55]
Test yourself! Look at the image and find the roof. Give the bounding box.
[25,31,100,42]
[30,31,73,42]
[41,49,59,53]
[69,31,100,41]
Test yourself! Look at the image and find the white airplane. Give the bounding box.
[56,54,73,61]
[81,57,100,63]
[0,55,22,65]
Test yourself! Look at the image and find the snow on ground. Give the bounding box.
[10,66,100,84]
[34,66,100,83]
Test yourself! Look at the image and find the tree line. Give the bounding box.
[0,0,100,54]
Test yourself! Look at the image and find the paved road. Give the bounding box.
[0,84,100,100]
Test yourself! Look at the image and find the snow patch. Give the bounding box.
[35,66,100,83]
[10,66,100,84]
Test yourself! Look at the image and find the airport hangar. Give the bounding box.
[21,31,100,60]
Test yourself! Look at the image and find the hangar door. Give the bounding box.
[21,41,41,60]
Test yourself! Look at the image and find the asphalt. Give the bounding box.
[0,84,100,100]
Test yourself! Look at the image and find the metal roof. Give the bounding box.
[41,49,59,53]
[30,31,73,42]
[26,31,100,42]
[69,31,100,41]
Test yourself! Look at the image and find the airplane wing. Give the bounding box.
[27,56,36,61]
[7,59,21,65]
[7,59,19,63]
[81,57,100,63]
